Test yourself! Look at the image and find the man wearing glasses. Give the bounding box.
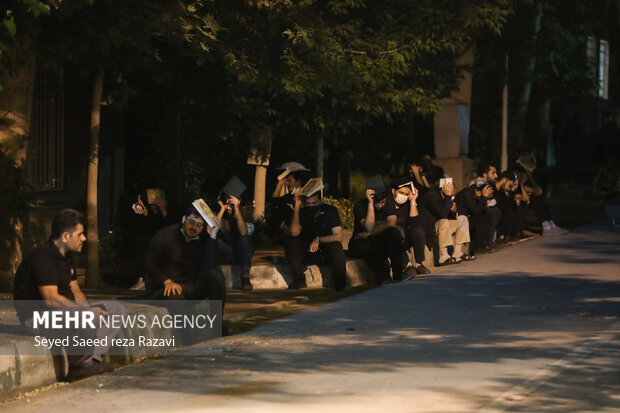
[144,206,226,303]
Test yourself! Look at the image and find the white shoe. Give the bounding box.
[543,225,567,236]
[130,277,146,290]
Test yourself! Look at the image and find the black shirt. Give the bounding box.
[13,240,77,321]
[455,186,487,216]
[144,223,205,286]
[219,212,242,244]
[420,188,456,220]
[299,204,342,242]
[352,197,397,237]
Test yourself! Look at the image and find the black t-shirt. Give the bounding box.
[353,197,397,236]
[299,204,342,242]
[219,212,242,244]
[13,240,77,321]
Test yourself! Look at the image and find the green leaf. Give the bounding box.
[3,14,16,37]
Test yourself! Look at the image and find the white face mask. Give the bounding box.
[395,193,408,205]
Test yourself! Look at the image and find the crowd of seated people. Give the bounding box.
[127,154,567,294]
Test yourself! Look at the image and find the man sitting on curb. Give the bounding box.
[456,177,495,254]
[420,177,473,266]
[13,209,124,382]
[284,179,347,291]
[391,176,431,276]
[349,175,412,284]
[145,205,227,305]
[216,176,254,291]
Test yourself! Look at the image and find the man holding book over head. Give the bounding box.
[144,202,226,304]
[349,175,413,284]
[216,176,254,291]
[285,178,347,291]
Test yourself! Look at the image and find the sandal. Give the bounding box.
[460,254,476,261]
[438,257,457,266]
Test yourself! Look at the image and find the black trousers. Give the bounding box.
[349,227,404,282]
[529,195,552,223]
[498,204,527,238]
[150,270,226,305]
[284,236,347,290]
[486,207,502,245]
[217,235,254,279]
[402,225,426,265]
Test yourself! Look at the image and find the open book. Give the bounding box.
[192,198,221,230]
[297,178,324,197]
[277,168,292,181]
[146,188,165,204]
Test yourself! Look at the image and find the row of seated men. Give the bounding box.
[130,156,567,294]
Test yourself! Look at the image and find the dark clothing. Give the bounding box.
[13,240,77,322]
[456,186,491,250]
[394,201,427,264]
[351,198,405,279]
[349,227,405,282]
[496,190,527,238]
[144,224,205,286]
[421,188,456,220]
[352,197,397,237]
[528,194,552,223]
[217,212,254,280]
[285,204,345,290]
[270,192,295,230]
[455,186,487,217]
[299,205,342,242]
[284,237,347,291]
[146,230,227,305]
[219,212,242,244]
[217,236,253,279]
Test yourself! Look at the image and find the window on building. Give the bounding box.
[28,67,64,190]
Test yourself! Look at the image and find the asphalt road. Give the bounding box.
[3,219,619,412]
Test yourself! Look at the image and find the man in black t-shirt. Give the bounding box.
[13,209,123,382]
[284,184,346,290]
[216,177,254,291]
[349,176,411,284]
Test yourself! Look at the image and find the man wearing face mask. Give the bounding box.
[144,205,226,303]
[216,176,254,291]
[391,176,431,276]
[284,180,346,290]
[349,175,413,284]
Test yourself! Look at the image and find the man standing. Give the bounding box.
[144,206,226,303]
[13,209,123,382]
[285,181,347,290]
[216,176,254,291]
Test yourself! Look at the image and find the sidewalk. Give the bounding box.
[2,218,618,412]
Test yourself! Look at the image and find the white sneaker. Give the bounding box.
[130,277,146,290]
[543,225,567,236]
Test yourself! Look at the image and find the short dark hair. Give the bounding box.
[183,205,201,219]
[51,209,85,239]
[480,164,497,176]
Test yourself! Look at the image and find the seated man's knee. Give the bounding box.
[383,226,401,240]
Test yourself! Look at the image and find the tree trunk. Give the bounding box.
[0,39,36,291]
[510,3,543,149]
[85,69,104,289]
[316,134,324,179]
[253,165,267,220]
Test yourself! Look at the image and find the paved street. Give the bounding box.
[3,219,619,412]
